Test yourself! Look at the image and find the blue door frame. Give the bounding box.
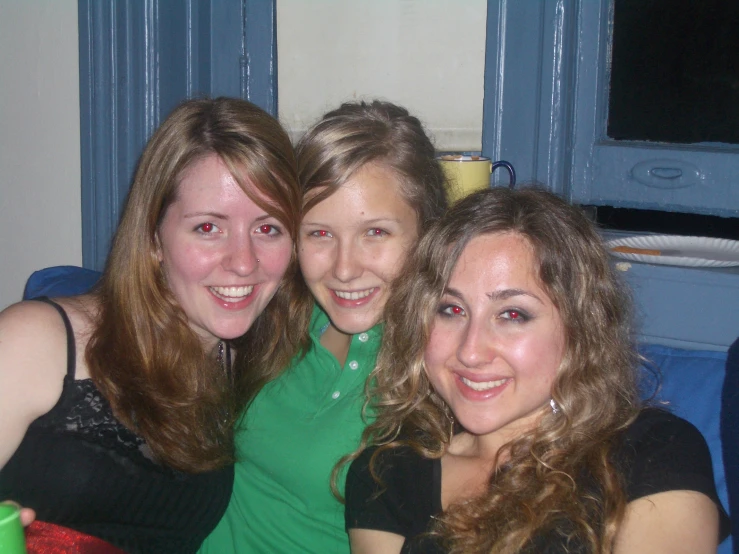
[77,0,276,271]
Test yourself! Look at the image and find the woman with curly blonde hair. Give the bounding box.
[345,187,729,553]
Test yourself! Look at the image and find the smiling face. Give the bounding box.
[156,154,293,350]
[424,232,566,447]
[298,162,419,335]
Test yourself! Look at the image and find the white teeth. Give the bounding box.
[460,377,508,391]
[210,286,254,301]
[334,288,375,300]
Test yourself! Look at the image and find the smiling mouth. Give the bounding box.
[209,285,254,302]
[460,377,509,391]
[334,288,376,301]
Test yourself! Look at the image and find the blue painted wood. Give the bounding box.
[243,0,277,116]
[482,0,739,216]
[618,261,739,351]
[567,0,739,218]
[79,0,153,271]
[482,0,576,193]
[78,0,274,271]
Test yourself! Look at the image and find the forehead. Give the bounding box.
[303,162,416,222]
[451,232,543,289]
[174,154,276,209]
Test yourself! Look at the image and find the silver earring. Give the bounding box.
[550,398,559,414]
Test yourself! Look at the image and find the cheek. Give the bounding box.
[297,245,330,281]
[372,244,412,281]
[162,243,214,283]
[511,331,563,382]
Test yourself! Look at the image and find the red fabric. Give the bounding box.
[25,521,126,554]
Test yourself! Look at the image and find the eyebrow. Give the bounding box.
[445,286,544,304]
[183,212,273,221]
[301,217,403,226]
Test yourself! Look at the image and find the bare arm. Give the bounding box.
[614,490,719,554]
[0,301,68,468]
[349,529,405,554]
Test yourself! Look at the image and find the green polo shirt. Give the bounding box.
[198,306,382,554]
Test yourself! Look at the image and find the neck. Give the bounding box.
[320,323,353,366]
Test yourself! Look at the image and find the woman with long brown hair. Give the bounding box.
[346,187,729,553]
[0,97,302,553]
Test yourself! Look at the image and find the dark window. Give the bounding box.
[608,0,739,144]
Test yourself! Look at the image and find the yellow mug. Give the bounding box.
[438,155,491,203]
[438,155,515,203]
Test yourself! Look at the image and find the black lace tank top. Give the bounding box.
[0,298,234,553]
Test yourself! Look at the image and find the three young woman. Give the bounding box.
[199,100,448,553]
[0,97,302,553]
[345,187,730,553]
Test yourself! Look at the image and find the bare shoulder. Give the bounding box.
[0,299,76,467]
[0,299,72,398]
[615,490,719,554]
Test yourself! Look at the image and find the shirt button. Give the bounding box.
[358,333,369,342]
[348,360,359,370]
[332,391,341,399]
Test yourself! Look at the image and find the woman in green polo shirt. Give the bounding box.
[198,100,448,553]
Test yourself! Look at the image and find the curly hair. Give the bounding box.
[287,100,449,361]
[86,97,302,473]
[355,186,642,552]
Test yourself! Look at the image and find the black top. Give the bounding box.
[346,409,731,553]
[0,298,233,553]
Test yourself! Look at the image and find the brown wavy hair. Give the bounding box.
[86,97,302,473]
[355,186,641,552]
[286,100,449,358]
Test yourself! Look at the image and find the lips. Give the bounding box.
[209,285,254,302]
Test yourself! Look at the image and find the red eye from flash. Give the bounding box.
[509,310,521,319]
[318,230,328,237]
[372,229,383,235]
[201,222,214,233]
[452,306,463,314]
[259,224,272,234]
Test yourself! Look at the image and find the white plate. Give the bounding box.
[606,235,739,267]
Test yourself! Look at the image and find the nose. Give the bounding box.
[222,235,259,276]
[332,239,363,282]
[456,319,494,368]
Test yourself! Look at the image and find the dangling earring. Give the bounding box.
[550,398,560,414]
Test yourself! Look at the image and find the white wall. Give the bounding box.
[0,1,81,310]
[277,0,487,151]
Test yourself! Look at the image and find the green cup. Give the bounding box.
[0,504,27,554]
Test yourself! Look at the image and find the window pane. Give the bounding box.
[608,0,739,144]
[276,0,486,151]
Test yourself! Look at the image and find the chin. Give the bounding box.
[331,316,379,335]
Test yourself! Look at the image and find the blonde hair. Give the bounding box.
[356,186,641,552]
[87,97,301,473]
